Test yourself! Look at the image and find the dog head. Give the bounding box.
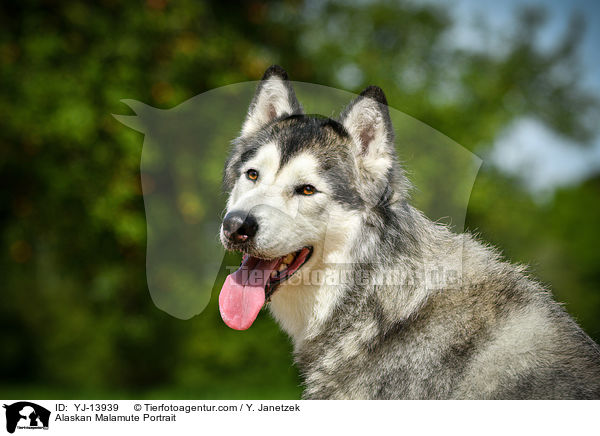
[218,65,403,330]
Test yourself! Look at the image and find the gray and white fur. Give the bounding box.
[220,65,600,399]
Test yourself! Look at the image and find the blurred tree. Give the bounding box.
[0,0,598,398]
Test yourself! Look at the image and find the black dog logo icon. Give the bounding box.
[3,402,50,433]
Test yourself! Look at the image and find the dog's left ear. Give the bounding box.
[240,65,303,137]
[339,86,395,181]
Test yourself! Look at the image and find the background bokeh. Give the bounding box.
[1,0,599,399]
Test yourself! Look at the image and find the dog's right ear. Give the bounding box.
[240,65,303,137]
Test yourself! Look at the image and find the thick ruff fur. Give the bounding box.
[220,65,600,399]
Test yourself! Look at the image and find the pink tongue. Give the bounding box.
[219,256,280,330]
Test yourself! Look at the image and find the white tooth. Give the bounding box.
[283,253,294,264]
[270,271,277,278]
[278,263,287,272]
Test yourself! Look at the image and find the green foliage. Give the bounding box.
[1,0,598,398]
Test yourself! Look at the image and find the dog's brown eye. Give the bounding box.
[298,184,316,196]
[246,169,258,181]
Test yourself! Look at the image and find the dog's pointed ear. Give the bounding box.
[339,86,395,179]
[240,65,303,137]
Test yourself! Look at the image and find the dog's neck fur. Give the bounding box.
[269,197,459,351]
[267,208,363,348]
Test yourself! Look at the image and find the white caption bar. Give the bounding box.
[0,399,596,435]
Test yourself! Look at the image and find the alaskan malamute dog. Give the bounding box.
[218,65,600,399]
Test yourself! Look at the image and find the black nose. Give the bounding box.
[222,211,258,242]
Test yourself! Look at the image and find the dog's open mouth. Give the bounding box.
[219,247,313,330]
[264,247,313,300]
